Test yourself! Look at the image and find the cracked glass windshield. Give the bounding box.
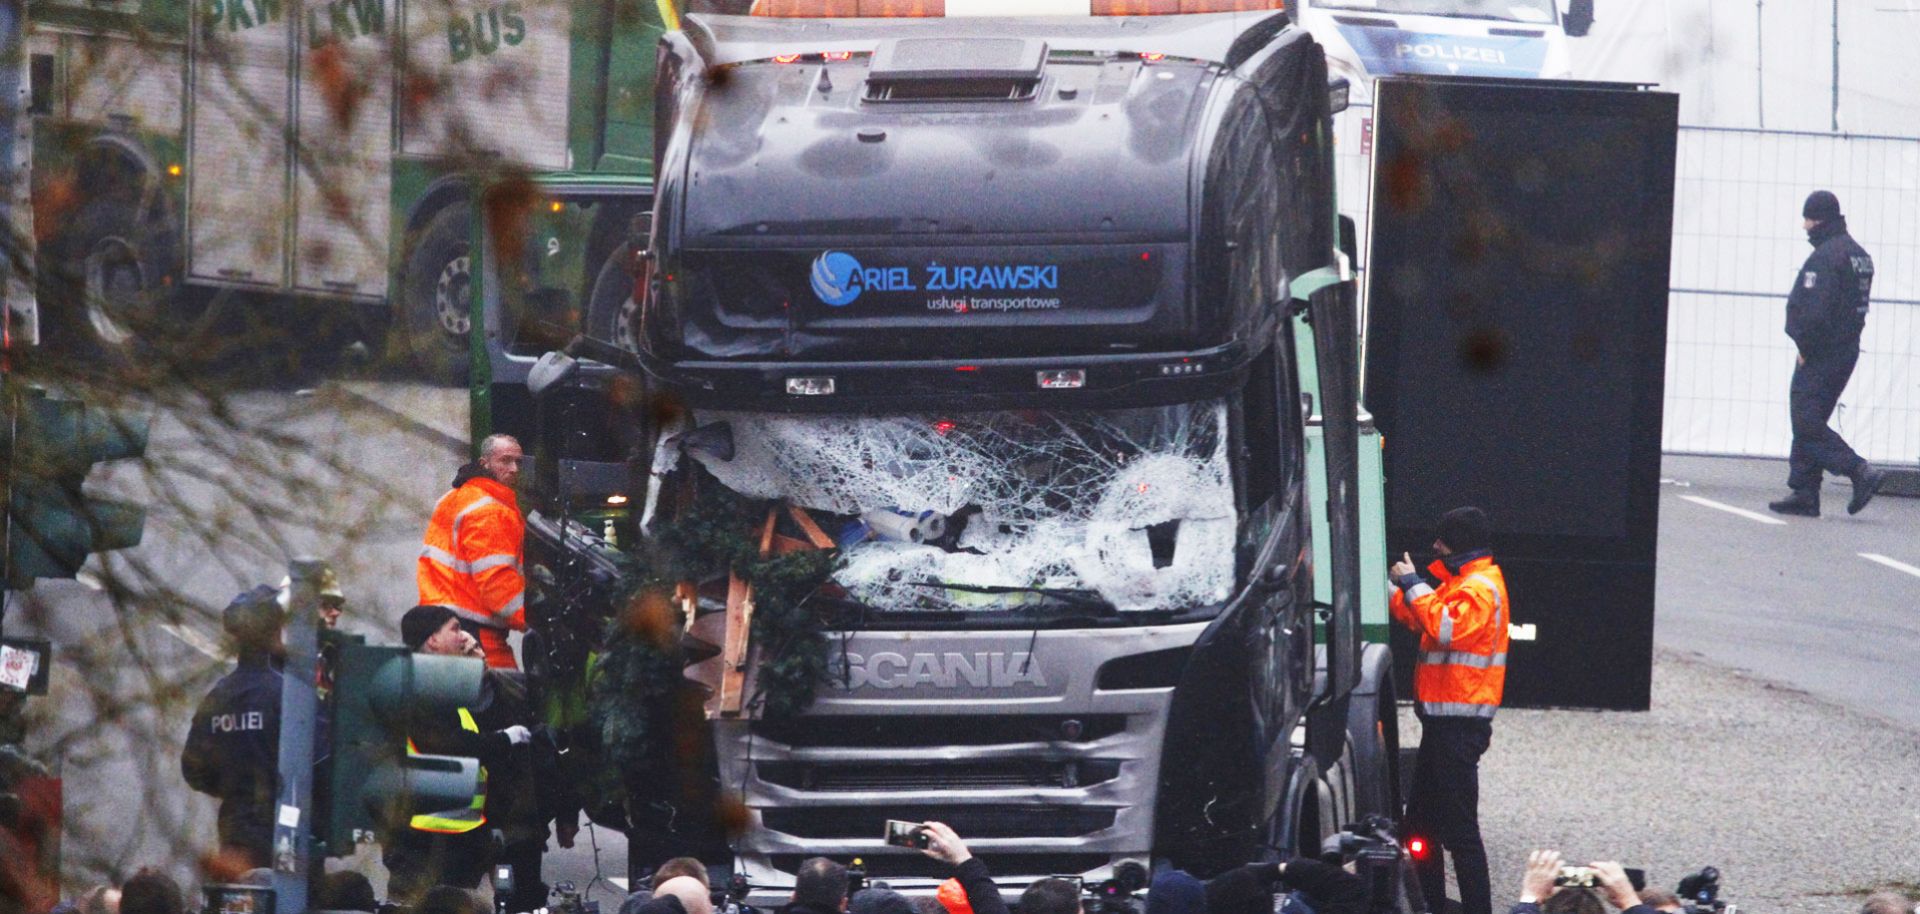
[684,401,1238,615]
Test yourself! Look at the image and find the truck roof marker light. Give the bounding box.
[1037,369,1086,390]
[549,201,564,212]
[824,50,853,61]
[786,376,837,396]
[606,494,630,505]
[774,53,803,64]
[1140,52,1166,62]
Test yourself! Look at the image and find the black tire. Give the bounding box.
[585,235,647,355]
[1347,649,1403,821]
[45,197,213,361]
[1272,753,1333,859]
[397,201,475,384]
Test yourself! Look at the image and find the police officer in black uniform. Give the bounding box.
[181,585,286,869]
[1768,190,1885,518]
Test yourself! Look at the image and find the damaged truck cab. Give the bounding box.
[477,6,1391,900]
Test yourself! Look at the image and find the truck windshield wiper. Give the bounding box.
[907,581,1111,610]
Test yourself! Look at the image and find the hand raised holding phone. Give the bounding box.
[897,820,972,866]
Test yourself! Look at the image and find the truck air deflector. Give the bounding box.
[685,11,1290,69]
[865,37,1049,101]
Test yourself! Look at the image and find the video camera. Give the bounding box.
[1079,861,1149,914]
[550,882,600,914]
[711,871,762,914]
[1329,816,1425,914]
[1677,867,1737,914]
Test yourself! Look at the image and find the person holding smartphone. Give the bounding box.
[1513,851,1655,914]
[1389,506,1512,914]
[912,822,1012,914]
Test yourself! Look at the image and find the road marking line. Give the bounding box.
[1679,495,1788,526]
[1860,553,1920,580]
[161,623,224,660]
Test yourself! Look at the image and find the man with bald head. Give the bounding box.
[657,878,715,914]
[419,433,530,668]
[624,877,714,914]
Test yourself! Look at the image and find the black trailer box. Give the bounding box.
[1363,76,1679,711]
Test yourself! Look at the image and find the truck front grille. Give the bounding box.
[756,759,1122,792]
[760,804,1118,840]
[749,714,1127,748]
[770,853,1112,881]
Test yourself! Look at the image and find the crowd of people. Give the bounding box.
[49,835,1920,914]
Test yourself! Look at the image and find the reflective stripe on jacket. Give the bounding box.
[418,476,527,648]
[1389,554,1509,718]
[407,707,488,834]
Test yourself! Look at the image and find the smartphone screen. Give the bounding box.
[883,819,924,848]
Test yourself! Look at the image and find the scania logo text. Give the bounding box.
[836,651,1048,690]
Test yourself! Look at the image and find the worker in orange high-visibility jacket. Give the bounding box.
[1389,505,1510,914]
[419,433,529,669]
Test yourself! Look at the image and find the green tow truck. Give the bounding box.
[25,0,672,377]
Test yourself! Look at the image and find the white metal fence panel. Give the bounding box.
[1664,127,1920,462]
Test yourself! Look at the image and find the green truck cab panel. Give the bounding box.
[1297,311,1390,643]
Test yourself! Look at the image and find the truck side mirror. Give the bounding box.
[1564,0,1594,37]
[1252,561,1291,594]
[527,350,581,398]
[1328,76,1351,115]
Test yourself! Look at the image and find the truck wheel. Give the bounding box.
[398,201,474,384]
[586,237,646,354]
[1346,660,1403,820]
[52,198,213,361]
[1273,754,1340,858]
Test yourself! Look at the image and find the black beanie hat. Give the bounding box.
[1803,190,1841,222]
[1435,506,1491,553]
[223,584,286,651]
[401,605,459,651]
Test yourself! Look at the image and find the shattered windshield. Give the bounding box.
[688,401,1237,615]
[1313,0,1557,24]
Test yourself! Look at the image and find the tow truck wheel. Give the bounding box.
[586,237,646,354]
[82,233,148,349]
[397,201,474,385]
[53,198,214,362]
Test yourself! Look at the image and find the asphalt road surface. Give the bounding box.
[1654,453,1920,730]
[8,380,1915,910]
